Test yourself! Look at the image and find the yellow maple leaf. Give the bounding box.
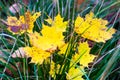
[7,11,41,34]
[29,26,65,52]
[72,42,96,67]
[45,13,68,32]
[23,46,50,64]
[29,13,68,52]
[74,12,116,43]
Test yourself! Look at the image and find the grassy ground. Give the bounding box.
[0,0,120,80]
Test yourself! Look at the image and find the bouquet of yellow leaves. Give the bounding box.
[5,10,116,80]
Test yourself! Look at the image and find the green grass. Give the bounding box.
[0,0,120,80]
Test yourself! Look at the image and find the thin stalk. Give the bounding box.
[107,8,120,30]
[95,1,120,17]
[23,58,26,80]
[96,0,104,15]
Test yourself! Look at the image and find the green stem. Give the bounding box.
[95,1,120,17]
